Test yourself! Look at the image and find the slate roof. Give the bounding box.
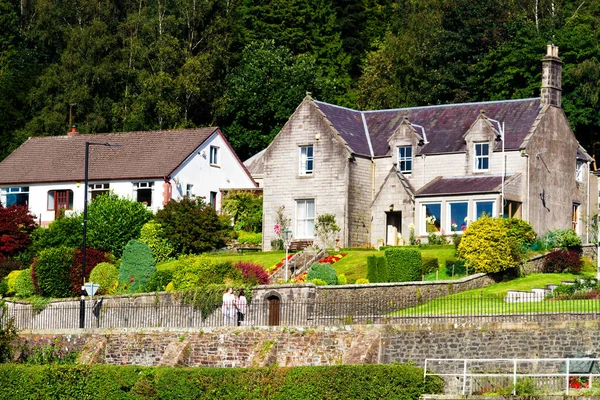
[0,127,219,185]
[314,98,542,157]
[244,148,266,176]
[415,175,509,197]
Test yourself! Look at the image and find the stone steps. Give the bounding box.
[504,280,579,303]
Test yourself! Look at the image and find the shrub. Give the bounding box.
[221,190,263,232]
[445,259,467,276]
[337,274,347,285]
[377,256,389,283]
[0,280,6,296]
[385,248,422,282]
[144,270,174,292]
[542,228,582,252]
[306,262,337,285]
[5,270,21,296]
[355,278,370,284]
[29,216,82,255]
[542,249,582,273]
[0,260,22,281]
[171,255,241,290]
[14,269,35,298]
[86,193,153,257]
[0,205,37,260]
[501,218,537,249]
[457,216,520,273]
[367,255,378,283]
[165,282,174,291]
[233,262,270,285]
[155,197,230,254]
[422,257,439,276]
[314,214,341,248]
[118,240,156,293]
[69,248,113,295]
[32,247,76,297]
[309,278,328,286]
[139,220,175,263]
[89,262,119,295]
[237,231,262,246]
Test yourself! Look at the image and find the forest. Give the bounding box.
[1,0,599,162]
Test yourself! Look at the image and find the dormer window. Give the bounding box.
[299,145,313,175]
[474,143,489,171]
[398,146,412,173]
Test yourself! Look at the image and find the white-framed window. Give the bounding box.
[186,184,194,197]
[398,146,412,173]
[296,199,315,238]
[299,145,314,175]
[89,183,110,200]
[422,203,441,233]
[134,182,153,206]
[210,146,219,165]
[474,142,490,171]
[1,186,29,207]
[448,202,468,232]
[576,161,585,182]
[474,200,495,220]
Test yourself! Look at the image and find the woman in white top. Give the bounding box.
[236,289,247,326]
[222,287,235,325]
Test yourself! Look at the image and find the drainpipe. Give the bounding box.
[586,162,590,243]
[163,177,172,207]
[522,151,530,221]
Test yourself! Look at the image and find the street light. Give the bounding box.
[282,228,293,281]
[80,141,122,329]
[488,118,506,217]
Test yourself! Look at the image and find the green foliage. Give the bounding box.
[21,343,78,365]
[118,240,156,293]
[179,284,249,320]
[33,247,76,298]
[445,259,468,277]
[139,221,175,263]
[221,191,263,233]
[30,216,82,255]
[501,218,537,249]
[0,312,18,363]
[355,278,370,284]
[5,270,21,296]
[422,257,439,276]
[86,194,153,258]
[155,197,229,254]
[457,216,521,274]
[366,255,378,283]
[0,280,6,296]
[89,262,118,295]
[14,269,34,298]
[307,262,338,285]
[337,274,347,285]
[385,248,422,282]
[542,229,583,251]
[171,255,241,290]
[144,270,174,292]
[314,214,341,249]
[237,231,262,246]
[377,256,389,283]
[0,363,443,398]
[309,278,328,286]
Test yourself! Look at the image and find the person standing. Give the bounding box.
[236,289,247,326]
[222,287,235,325]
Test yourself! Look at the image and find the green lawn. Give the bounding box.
[396,272,598,315]
[156,251,287,271]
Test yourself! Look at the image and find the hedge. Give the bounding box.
[421,257,438,276]
[385,248,422,282]
[0,364,443,399]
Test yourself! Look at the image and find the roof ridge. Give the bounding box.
[27,127,217,140]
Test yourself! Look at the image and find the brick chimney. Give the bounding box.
[67,125,79,136]
[541,44,562,107]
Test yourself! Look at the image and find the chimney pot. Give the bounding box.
[68,125,78,136]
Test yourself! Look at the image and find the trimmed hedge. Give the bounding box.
[0,364,443,399]
[367,256,389,283]
[366,255,378,283]
[421,257,438,275]
[385,248,422,282]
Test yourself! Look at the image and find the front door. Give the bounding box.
[53,190,70,219]
[267,295,280,326]
[386,211,402,246]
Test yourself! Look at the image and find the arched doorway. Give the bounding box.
[267,295,280,326]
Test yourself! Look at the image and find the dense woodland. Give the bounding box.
[1,0,600,162]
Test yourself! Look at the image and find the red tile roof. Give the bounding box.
[0,127,219,185]
[314,98,542,157]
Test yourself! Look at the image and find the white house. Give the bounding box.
[0,127,256,226]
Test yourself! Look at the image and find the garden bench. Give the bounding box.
[236,247,261,254]
[288,240,313,251]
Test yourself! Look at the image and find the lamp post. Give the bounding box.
[282,228,292,281]
[488,118,505,216]
[80,141,122,329]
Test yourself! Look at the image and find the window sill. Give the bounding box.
[297,174,313,179]
[210,164,220,168]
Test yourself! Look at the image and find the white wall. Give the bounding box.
[170,131,256,209]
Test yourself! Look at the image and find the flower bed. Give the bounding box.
[267,254,294,274]
[318,254,346,264]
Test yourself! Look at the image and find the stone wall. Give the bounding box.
[522,244,597,274]
[17,320,600,370]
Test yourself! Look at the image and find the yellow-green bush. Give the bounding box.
[457,216,520,273]
[337,274,347,285]
[5,270,21,296]
[14,269,35,298]
[89,262,119,295]
[355,278,370,284]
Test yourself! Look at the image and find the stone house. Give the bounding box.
[0,127,256,226]
[258,45,598,249]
